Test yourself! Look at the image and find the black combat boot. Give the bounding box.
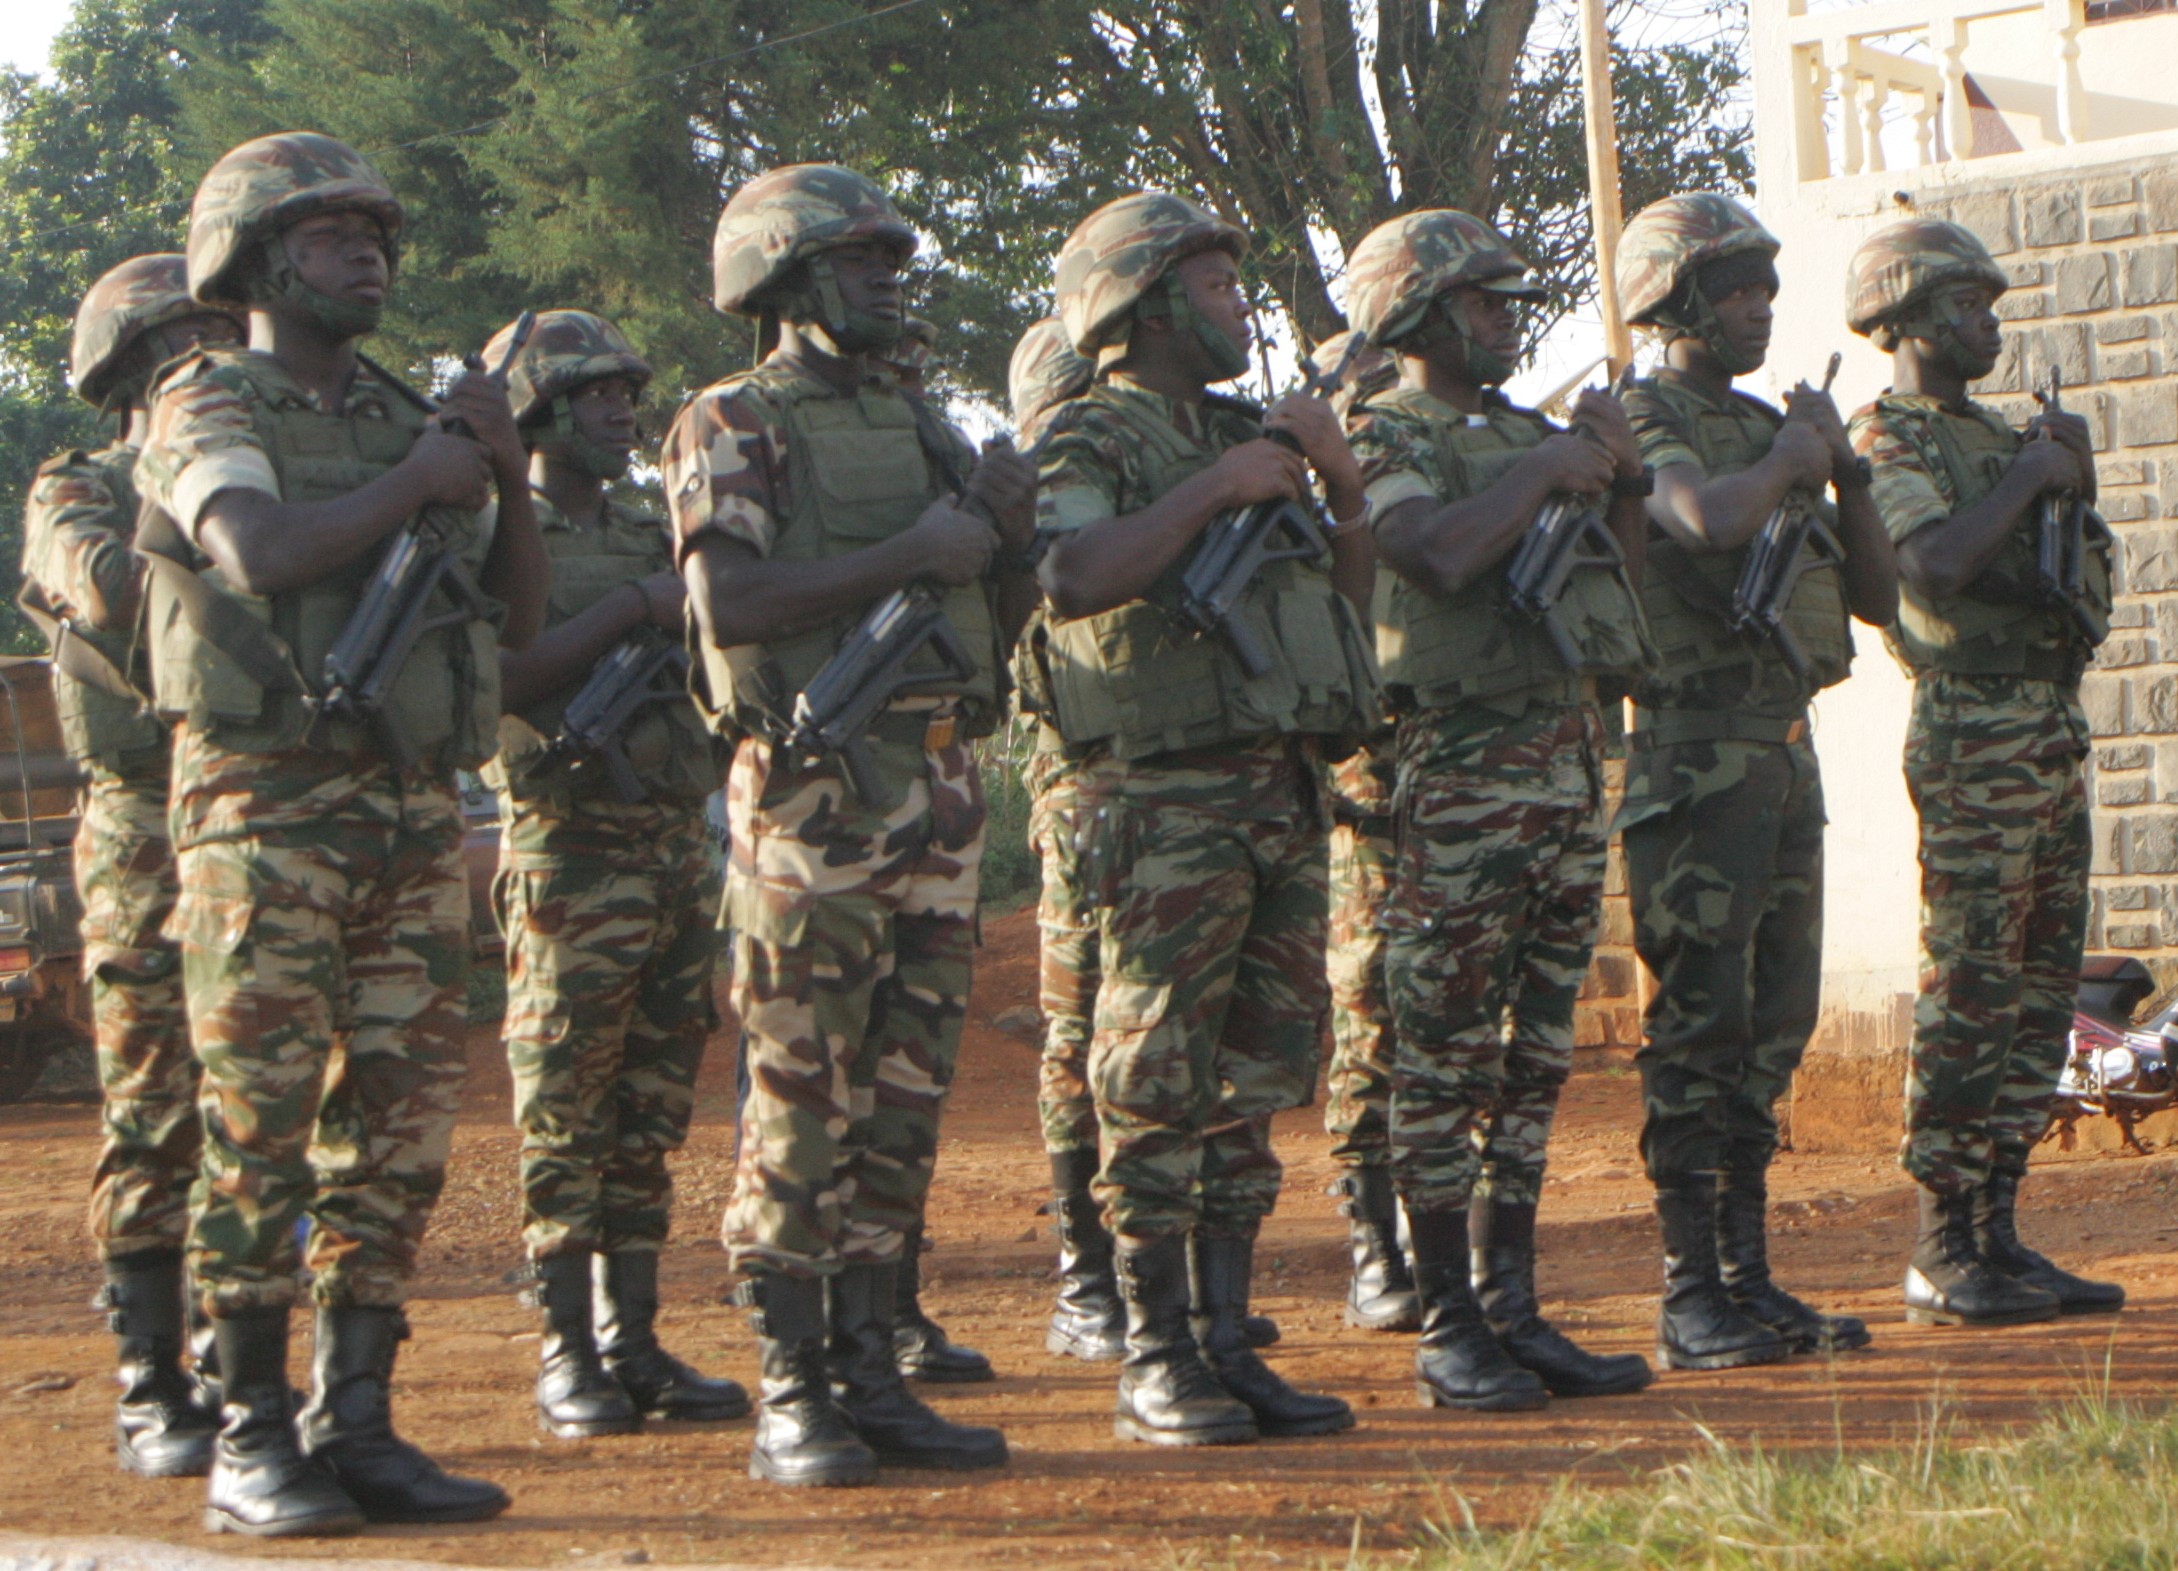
[1904,1184,2062,1326]
[1976,1159,2125,1315]
[827,1261,1007,1469]
[1409,1206,1548,1411]
[1716,1167,1872,1353]
[1469,1196,1651,1397]
[1334,1168,1420,1332]
[1112,1233,1256,1446]
[202,1307,363,1538]
[1046,1149,1126,1361]
[534,1250,640,1438]
[746,1272,875,1487]
[594,1250,750,1420]
[1190,1230,1353,1436]
[188,1282,222,1417]
[1653,1175,1792,1370]
[891,1225,994,1382]
[100,1248,218,1477]
[298,1306,508,1524]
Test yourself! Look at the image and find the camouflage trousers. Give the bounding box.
[1384,704,1607,1213]
[721,717,984,1278]
[1900,677,2090,1194]
[80,764,198,1260]
[498,799,719,1260]
[169,735,469,1314]
[1619,724,1823,1185]
[1083,744,1329,1243]
[1323,739,1398,1170]
[1029,750,1098,1155]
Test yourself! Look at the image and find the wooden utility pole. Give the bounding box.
[1579,0,1634,378]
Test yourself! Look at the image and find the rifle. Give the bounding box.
[527,635,691,804]
[1500,372,1642,671]
[317,310,535,764]
[2030,367,2100,641]
[783,584,975,804]
[1727,352,1852,686]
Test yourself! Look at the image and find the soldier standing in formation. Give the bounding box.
[1612,193,1897,1370]
[1844,220,2124,1326]
[1033,192,1374,1447]
[23,256,241,1479]
[480,310,747,1437]
[134,131,538,1535]
[665,164,1031,1487]
[1340,210,1657,1409]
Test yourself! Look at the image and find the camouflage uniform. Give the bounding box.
[1321,739,1398,1170]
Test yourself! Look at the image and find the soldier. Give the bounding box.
[1036,191,1375,1447]
[479,309,748,1436]
[135,132,542,1535]
[1340,210,1656,1409]
[665,164,1032,1487]
[1612,192,1897,1370]
[22,256,241,1478]
[1844,218,2122,1325]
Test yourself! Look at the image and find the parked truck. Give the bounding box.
[0,656,89,1101]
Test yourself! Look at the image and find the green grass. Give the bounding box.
[1345,1365,2178,1571]
[976,715,1040,914]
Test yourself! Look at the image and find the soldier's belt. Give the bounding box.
[1924,644,2081,684]
[1629,709,1808,749]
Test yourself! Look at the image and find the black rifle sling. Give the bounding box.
[132,498,308,696]
[16,591,146,707]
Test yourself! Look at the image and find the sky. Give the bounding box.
[0,0,71,79]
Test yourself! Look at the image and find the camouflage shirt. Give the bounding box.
[1348,386,1551,519]
[23,442,143,637]
[1847,392,2018,544]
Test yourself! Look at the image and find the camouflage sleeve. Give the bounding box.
[661,383,788,561]
[1034,404,1122,537]
[135,361,279,541]
[1849,403,1954,544]
[1622,382,1703,476]
[21,458,138,623]
[1348,404,1439,521]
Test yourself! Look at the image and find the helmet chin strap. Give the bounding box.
[534,398,633,482]
[1140,270,1251,382]
[256,234,383,339]
[1686,290,1764,377]
[1891,291,1992,379]
[803,255,905,355]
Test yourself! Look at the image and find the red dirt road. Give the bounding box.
[6,906,2178,1568]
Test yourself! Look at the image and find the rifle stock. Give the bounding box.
[784,584,975,804]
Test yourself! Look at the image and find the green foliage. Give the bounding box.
[975,716,1041,914]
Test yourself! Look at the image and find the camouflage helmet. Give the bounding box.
[71,253,239,408]
[1054,191,1247,355]
[1615,193,1778,327]
[186,132,405,306]
[1846,218,2008,342]
[1302,328,1395,417]
[485,309,653,426]
[1008,315,1093,433]
[710,164,917,316]
[1344,209,1545,348]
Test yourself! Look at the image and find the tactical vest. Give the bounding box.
[1041,384,1377,762]
[20,445,166,774]
[1360,387,1652,712]
[487,494,718,808]
[1628,374,1852,704]
[1879,396,2112,677]
[695,371,1001,743]
[140,348,502,769]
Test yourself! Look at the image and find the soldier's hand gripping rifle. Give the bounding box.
[1727,352,1853,686]
[317,310,536,764]
[2030,367,2102,641]
[783,585,976,804]
[528,635,691,804]
[1501,373,1640,671]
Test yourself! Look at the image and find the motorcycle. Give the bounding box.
[2048,954,2177,1154]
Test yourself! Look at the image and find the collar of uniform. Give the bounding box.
[1099,371,1229,445]
[1648,362,1779,425]
[229,347,404,420]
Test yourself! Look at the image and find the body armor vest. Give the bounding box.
[21,445,166,775]
[695,370,1001,743]
[487,494,718,808]
[1878,396,2111,676]
[141,348,501,768]
[1041,384,1377,762]
[1628,372,1852,706]
[1360,386,1651,712]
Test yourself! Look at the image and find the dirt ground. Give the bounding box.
[7,907,2178,1570]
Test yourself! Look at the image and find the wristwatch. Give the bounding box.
[1609,467,1655,499]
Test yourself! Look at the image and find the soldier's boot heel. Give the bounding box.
[594,1250,749,1420]
[1470,1196,1651,1398]
[1653,1175,1793,1371]
[1190,1230,1352,1437]
[830,1262,1007,1469]
[1046,1150,1126,1362]
[1903,1185,2062,1327]
[1410,1207,1548,1412]
[202,1308,363,1539]
[1717,1168,1872,1354]
[1976,1162,2125,1315]
[535,1249,642,1437]
[1334,1168,1421,1333]
[101,1248,218,1478]
[299,1306,508,1524]
[1113,1235,1257,1447]
[892,1224,995,1383]
[746,1273,876,1488]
